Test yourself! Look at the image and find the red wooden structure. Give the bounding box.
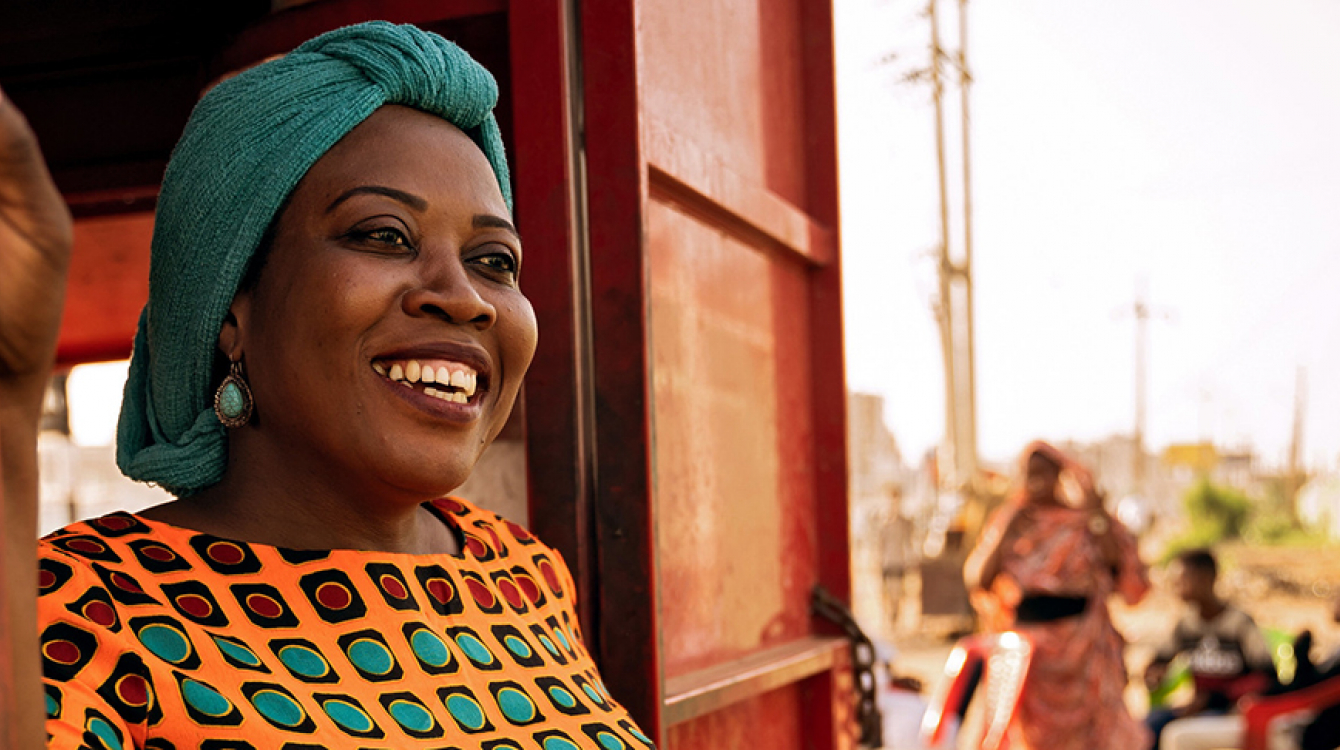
[1,1,853,746]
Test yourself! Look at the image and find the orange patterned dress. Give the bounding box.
[968,502,1151,750]
[38,496,654,750]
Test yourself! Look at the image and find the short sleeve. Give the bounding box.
[37,548,152,750]
[1153,618,1186,663]
[1235,611,1277,676]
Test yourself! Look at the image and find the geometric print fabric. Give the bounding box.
[38,497,655,750]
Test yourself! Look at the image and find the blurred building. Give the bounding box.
[1298,475,1340,540]
[847,392,908,641]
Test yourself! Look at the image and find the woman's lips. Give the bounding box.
[375,365,486,422]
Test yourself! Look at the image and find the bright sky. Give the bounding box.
[835,0,1340,469]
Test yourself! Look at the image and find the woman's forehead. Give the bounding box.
[299,105,507,214]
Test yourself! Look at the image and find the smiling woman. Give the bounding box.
[1,21,650,750]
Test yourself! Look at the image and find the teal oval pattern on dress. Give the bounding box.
[454,633,496,666]
[597,731,628,750]
[347,638,394,674]
[212,636,262,667]
[410,629,451,667]
[543,737,581,750]
[139,623,191,663]
[497,686,537,723]
[582,683,603,704]
[45,692,59,718]
[630,727,653,744]
[445,694,487,730]
[555,627,571,652]
[539,634,560,657]
[548,685,578,709]
[181,679,232,717]
[87,717,122,750]
[253,689,304,727]
[322,698,374,733]
[503,634,534,659]
[279,644,330,678]
[388,699,434,732]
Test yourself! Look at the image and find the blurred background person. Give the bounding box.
[964,440,1151,750]
[1145,548,1277,750]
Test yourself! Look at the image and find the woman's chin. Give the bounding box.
[368,450,480,501]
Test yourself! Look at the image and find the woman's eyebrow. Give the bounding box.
[325,185,429,213]
[474,214,521,241]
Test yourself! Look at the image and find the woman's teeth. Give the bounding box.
[374,359,479,404]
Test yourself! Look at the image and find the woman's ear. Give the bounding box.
[217,293,251,360]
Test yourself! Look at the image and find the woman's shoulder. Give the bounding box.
[39,511,163,582]
[430,496,580,601]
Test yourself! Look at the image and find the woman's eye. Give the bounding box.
[472,248,518,278]
[350,226,414,251]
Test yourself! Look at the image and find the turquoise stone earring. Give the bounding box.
[213,359,254,428]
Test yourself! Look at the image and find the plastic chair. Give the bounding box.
[1238,673,1340,750]
[921,632,1033,750]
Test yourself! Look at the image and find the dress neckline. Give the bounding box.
[112,497,472,561]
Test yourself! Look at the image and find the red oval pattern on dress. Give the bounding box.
[142,545,176,562]
[516,573,542,604]
[316,582,352,610]
[465,578,496,608]
[426,578,454,604]
[498,578,525,610]
[207,542,245,565]
[436,498,466,515]
[505,520,531,541]
[111,573,142,593]
[67,539,105,555]
[44,639,80,665]
[465,535,489,559]
[84,601,117,627]
[117,674,148,706]
[380,574,408,599]
[539,559,561,595]
[97,516,133,531]
[486,527,505,553]
[176,594,213,618]
[246,593,283,618]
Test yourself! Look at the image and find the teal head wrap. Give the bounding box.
[115,21,511,495]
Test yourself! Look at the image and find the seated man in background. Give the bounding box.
[1144,548,1277,749]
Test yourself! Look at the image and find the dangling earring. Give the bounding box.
[214,359,254,428]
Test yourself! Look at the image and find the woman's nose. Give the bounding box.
[401,259,496,328]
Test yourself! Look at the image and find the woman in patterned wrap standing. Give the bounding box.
[964,441,1152,750]
[0,22,654,749]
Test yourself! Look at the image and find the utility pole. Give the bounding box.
[927,0,980,535]
[1287,366,1306,514]
[956,0,978,502]
[1124,284,1171,497]
[929,0,957,494]
[1133,292,1148,493]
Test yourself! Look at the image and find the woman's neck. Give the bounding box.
[139,461,460,555]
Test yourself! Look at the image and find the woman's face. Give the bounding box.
[228,105,536,499]
[1024,453,1060,503]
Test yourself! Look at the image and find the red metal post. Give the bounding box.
[508,0,601,647]
[576,0,664,739]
